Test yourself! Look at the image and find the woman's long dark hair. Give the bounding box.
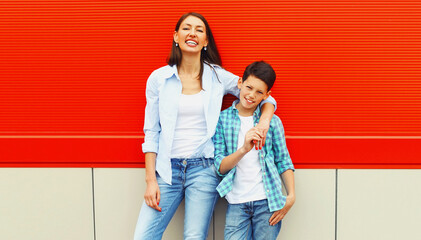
[167,12,222,81]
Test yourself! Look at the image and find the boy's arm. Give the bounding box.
[269,169,295,226]
[268,117,296,225]
[215,121,264,175]
[218,147,248,175]
[272,117,294,174]
[281,170,296,201]
[213,118,229,176]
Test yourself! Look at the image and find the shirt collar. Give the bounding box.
[231,100,262,119]
[163,63,216,91]
[162,64,179,80]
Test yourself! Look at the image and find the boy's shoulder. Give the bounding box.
[268,114,283,130]
[219,105,236,118]
[269,114,281,124]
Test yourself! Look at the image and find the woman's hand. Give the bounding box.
[255,118,270,150]
[243,127,264,152]
[268,195,295,226]
[144,179,162,212]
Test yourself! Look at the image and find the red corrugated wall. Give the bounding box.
[1,0,420,168]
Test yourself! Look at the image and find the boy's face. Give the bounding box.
[237,75,271,112]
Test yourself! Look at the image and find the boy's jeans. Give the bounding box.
[225,199,282,240]
[134,158,219,240]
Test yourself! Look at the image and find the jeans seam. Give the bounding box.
[154,189,184,235]
[245,221,252,240]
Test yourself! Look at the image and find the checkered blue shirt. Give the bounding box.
[213,101,294,212]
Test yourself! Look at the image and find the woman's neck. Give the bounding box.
[178,53,201,76]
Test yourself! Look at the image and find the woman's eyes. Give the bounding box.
[181,27,204,33]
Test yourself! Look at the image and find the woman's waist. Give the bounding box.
[170,157,214,167]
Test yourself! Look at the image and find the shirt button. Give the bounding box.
[182,160,187,165]
[263,172,266,175]
[267,190,270,193]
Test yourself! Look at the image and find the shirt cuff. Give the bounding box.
[142,142,158,154]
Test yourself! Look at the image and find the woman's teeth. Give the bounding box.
[186,40,197,45]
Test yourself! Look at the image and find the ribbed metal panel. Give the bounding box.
[1,1,420,167]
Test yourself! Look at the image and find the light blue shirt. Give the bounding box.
[142,63,276,184]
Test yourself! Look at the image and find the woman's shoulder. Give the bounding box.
[147,65,177,83]
[205,62,238,82]
[150,65,176,77]
[205,62,227,73]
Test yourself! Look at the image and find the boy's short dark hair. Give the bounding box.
[242,61,276,91]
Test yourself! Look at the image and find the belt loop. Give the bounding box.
[201,156,206,167]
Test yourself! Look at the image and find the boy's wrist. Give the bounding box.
[286,194,296,203]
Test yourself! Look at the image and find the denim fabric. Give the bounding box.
[134,158,220,240]
[224,199,282,240]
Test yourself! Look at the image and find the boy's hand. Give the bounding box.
[268,195,295,226]
[242,127,263,152]
[255,118,270,150]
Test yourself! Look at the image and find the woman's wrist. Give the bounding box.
[238,146,249,155]
[258,117,271,127]
[145,174,157,183]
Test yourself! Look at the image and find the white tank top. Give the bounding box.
[170,90,207,158]
[226,115,267,204]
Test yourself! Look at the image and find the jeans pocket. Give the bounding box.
[209,164,222,182]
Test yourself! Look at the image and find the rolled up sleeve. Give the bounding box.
[212,118,228,176]
[272,117,294,174]
[261,95,277,111]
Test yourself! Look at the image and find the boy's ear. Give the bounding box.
[263,90,271,100]
[237,77,243,89]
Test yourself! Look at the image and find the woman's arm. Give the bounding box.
[255,102,275,149]
[143,152,161,212]
[142,71,162,211]
[142,71,161,154]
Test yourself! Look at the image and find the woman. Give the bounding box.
[134,12,276,240]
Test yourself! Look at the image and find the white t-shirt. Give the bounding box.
[226,115,267,204]
[171,91,207,158]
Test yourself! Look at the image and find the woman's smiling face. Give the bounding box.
[174,16,208,55]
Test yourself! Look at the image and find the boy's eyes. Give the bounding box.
[245,86,264,94]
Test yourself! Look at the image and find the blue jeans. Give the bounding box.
[224,199,282,240]
[134,158,220,240]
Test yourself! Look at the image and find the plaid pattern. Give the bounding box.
[213,101,294,212]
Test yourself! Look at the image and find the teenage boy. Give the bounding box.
[213,61,295,240]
